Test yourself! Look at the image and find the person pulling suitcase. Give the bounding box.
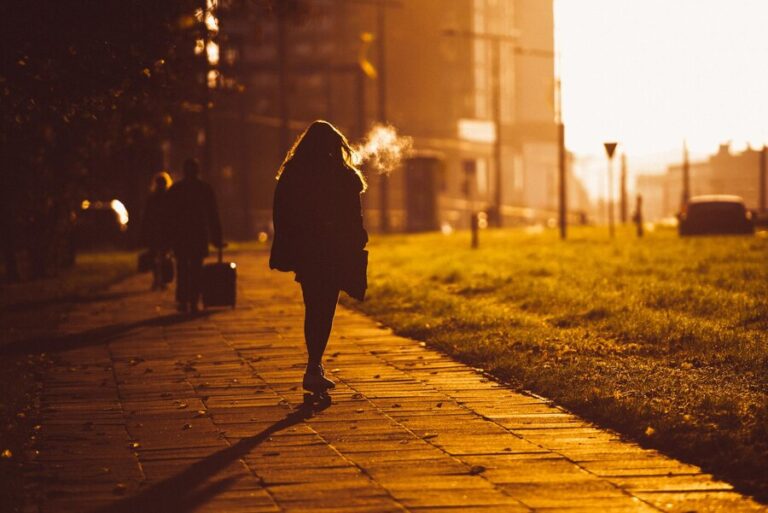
[166,158,223,314]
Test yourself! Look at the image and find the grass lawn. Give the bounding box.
[348,225,768,499]
[0,251,136,513]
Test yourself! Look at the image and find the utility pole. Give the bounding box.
[343,0,401,232]
[681,140,690,209]
[356,68,367,139]
[236,38,253,238]
[557,121,566,239]
[620,153,627,223]
[760,145,766,214]
[491,38,502,227]
[376,0,390,232]
[201,0,214,177]
[604,142,618,238]
[555,68,566,240]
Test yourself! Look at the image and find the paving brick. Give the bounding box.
[18,251,767,513]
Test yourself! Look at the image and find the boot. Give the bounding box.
[302,363,335,392]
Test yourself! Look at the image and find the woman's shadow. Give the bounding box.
[0,311,213,355]
[90,398,331,513]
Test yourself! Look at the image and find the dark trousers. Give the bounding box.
[176,254,203,306]
[150,250,166,289]
[300,280,340,367]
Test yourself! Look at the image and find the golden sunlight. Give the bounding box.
[556,0,768,195]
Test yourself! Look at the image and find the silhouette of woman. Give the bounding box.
[140,171,173,290]
[270,120,368,392]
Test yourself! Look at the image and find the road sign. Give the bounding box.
[603,142,618,238]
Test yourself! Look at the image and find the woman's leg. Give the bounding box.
[301,280,340,367]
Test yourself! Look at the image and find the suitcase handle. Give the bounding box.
[216,242,227,263]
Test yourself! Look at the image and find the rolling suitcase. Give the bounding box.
[202,247,237,308]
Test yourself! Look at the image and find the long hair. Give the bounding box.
[277,120,367,191]
[151,171,173,193]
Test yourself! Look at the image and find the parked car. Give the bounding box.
[678,195,754,236]
[73,199,130,248]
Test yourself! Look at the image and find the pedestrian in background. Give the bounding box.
[167,158,223,313]
[270,120,369,393]
[140,171,173,290]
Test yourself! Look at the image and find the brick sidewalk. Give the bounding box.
[18,251,766,513]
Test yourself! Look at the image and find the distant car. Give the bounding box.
[73,199,130,248]
[678,195,754,236]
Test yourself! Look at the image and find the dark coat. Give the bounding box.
[139,190,170,251]
[166,177,222,257]
[270,163,368,299]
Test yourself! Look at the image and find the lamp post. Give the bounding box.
[199,0,221,177]
[681,140,690,210]
[760,145,766,214]
[603,142,618,238]
[620,153,627,224]
[342,0,401,232]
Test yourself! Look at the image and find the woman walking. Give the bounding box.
[140,171,173,290]
[270,120,369,393]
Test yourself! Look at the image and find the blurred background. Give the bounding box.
[2,0,767,280]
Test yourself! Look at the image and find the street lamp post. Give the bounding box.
[376,1,390,232]
[343,0,402,233]
[760,145,766,214]
[681,140,690,209]
[603,142,618,238]
[554,68,566,240]
[620,153,628,224]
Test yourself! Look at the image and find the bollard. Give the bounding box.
[633,194,644,238]
[471,211,479,249]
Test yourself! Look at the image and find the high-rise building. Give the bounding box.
[195,0,581,236]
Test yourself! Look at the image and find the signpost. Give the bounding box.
[620,153,628,224]
[603,142,618,238]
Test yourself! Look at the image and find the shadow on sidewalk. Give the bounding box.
[90,400,331,513]
[2,290,146,314]
[0,311,214,356]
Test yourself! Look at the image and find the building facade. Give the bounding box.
[635,143,767,221]
[183,0,585,237]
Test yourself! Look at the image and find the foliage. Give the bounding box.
[349,226,768,499]
[0,0,203,279]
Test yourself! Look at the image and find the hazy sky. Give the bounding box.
[554,0,768,194]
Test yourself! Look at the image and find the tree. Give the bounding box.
[0,0,202,280]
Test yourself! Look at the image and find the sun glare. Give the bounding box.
[555,0,768,196]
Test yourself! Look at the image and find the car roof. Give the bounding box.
[688,194,745,204]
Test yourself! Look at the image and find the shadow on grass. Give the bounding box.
[0,311,214,355]
[89,399,332,513]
